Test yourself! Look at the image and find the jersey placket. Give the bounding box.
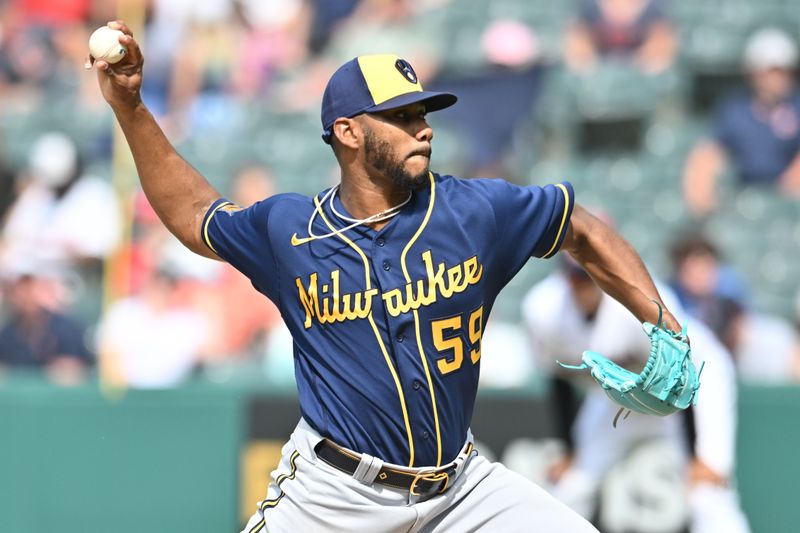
[369,225,441,468]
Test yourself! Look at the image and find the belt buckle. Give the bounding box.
[409,469,450,498]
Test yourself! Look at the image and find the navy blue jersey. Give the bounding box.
[203,172,574,467]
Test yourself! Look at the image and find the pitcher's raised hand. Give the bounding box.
[85,21,143,111]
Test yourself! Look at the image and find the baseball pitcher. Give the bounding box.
[88,21,689,533]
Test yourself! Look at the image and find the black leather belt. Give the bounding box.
[314,439,473,498]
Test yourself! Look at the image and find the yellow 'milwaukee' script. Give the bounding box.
[295,250,483,329]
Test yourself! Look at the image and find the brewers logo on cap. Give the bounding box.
[395,59,418,84]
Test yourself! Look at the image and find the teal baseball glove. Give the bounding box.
[559,303,703,427]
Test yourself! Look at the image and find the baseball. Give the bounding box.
[89,26,126,64]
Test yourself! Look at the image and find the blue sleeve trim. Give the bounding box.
[541,182,575,259]
[201,198,234,254]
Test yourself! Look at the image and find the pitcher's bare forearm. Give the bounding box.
[87,20,220,259]
[113,102,220,258]
[563,205,679,331]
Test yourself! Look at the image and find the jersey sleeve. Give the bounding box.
[474,178,575,272]
[201,197,279,301]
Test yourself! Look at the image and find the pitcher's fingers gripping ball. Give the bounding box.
[89,26,126,64]
[85,21,144,111]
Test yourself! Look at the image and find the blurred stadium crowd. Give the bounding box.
[0,0,799,390]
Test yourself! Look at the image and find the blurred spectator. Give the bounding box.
[147,0,241,135]
[0,131,120,323]
[134,164,283,368]
[328,0,443,71]
[233,0,311,96]
[194,164,283,361]
[668,233,800,382]
[0,12,111,168]
[0,264,92,386]
[707,296,800,383]
[49,17,107,107]
[668,233,748,328]
[0,132,121,276]
[144,0,311,135]
[142,0,234,116]
[98,265,209,389]
[230,163,277,205]
[257,0,415,115]
[564,0,677,75]
[431,20,544,179]
[100,163,284,388]
[0,1,106,97]
[0,22,59,94]
[6,0,91,27]
[306,0,361,55]
[683,28,800,216]
[125,190,174,296]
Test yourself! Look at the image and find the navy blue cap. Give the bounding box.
[321,54,457,144]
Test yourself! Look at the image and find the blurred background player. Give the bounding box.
[522,255,750,533]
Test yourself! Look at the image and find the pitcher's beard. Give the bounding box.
[364,128,429,190]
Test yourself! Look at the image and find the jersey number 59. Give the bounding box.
[431,306,484,375]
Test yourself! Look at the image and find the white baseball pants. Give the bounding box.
[242,418,599,533]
